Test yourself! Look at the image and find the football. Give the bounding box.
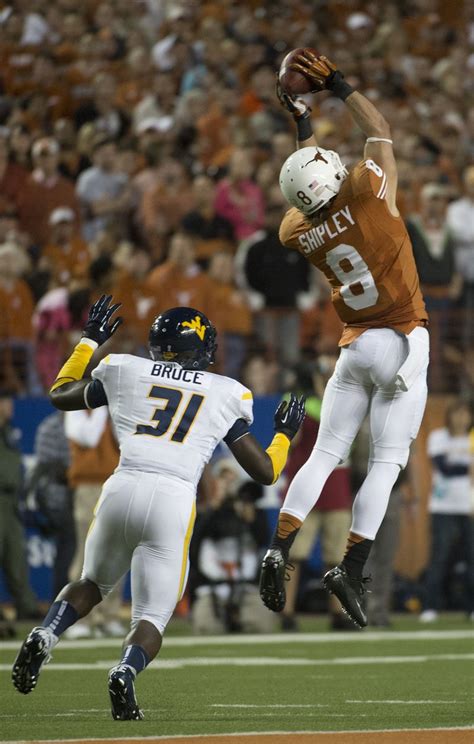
[278,47,321,96]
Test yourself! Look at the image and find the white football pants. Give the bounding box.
[82,469,196,634]
[282,327,429,540]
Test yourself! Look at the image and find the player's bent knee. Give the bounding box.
[371,445,408,469]
[81,575,113,602]
[313,441,349,464]
[131,611,169,636]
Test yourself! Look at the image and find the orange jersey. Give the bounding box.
[279,160,428,346]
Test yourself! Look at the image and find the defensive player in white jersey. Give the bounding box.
[12,296,305,720]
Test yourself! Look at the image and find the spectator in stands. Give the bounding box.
[237,188,311,366]
[207,251,253,378]
[420,401,473,622]
[446,165,474,350]
[17,138,80,247]
[41,207,90,286]
[54,118,83,181]
[241,353,280,397]
[0,392,41,621]
[280,356,355,631]
[133,72,177,132]
[8,125,32,171]
[112,249,157,350]
[364,474,408,628]
[33,283,72,391]
[30,411,74,598]
[76,136,130,242]
[214,148,265,241]
[74,72,129,139]
[407,184,461,305]
[0,242,37,394]
[182,174,235,263]
[64,406,124,638]
[0,131,27,214]
[146,231,213,318]
[140,158,194,259]
[191,460,274,634]
[407,183,462,390]
[117,46,155,111]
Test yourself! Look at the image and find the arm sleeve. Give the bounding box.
[350,160,388,201]
[236,384,254,425]
[279,208,308,250]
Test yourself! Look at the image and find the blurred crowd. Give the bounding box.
[0,0,473,396]
[0,0,473,635]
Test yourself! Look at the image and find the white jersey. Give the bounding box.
[91,354,253,487]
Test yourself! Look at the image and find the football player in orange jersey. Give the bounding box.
[259,52,429,627]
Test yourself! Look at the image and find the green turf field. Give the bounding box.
[1,615,473,741]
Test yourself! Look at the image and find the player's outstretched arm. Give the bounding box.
[228,394,305,486]
[49,294,122,411]
[276,79,317,149]
[291,52,398,215]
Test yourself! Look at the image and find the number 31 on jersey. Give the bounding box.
[136,385,205,443]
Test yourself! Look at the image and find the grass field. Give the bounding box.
[0,615,473,742]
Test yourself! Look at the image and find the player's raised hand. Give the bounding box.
[276,78,311,120]
[274,394,306,441]
[291,51,339,90]
[83,294,123,346]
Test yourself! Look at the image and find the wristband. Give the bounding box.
[296,113,313,142]
[326,71,354,101]
[366,137,393,144]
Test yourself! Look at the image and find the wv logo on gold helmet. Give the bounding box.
[148,307,217,370]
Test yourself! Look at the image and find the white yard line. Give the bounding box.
[1,629,472,651]
[213,701,462,708]
[211,704,330,708]
[0,652,472,673]
[2,725,474,743]
[345,699,462,704]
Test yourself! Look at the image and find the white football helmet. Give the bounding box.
[279,146,348,215]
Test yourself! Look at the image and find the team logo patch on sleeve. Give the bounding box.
[182,316,206,340]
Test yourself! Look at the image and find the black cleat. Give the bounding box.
[259,548,293,612]
[12,627,53,694]
[108,665,144,720]
[323,564,371,628]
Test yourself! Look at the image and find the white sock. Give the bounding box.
[280,448,340,521]
[351,462,400,540]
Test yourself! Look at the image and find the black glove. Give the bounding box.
[291,52,353,101]
[274,394,306,441]
[82,294,122,346]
